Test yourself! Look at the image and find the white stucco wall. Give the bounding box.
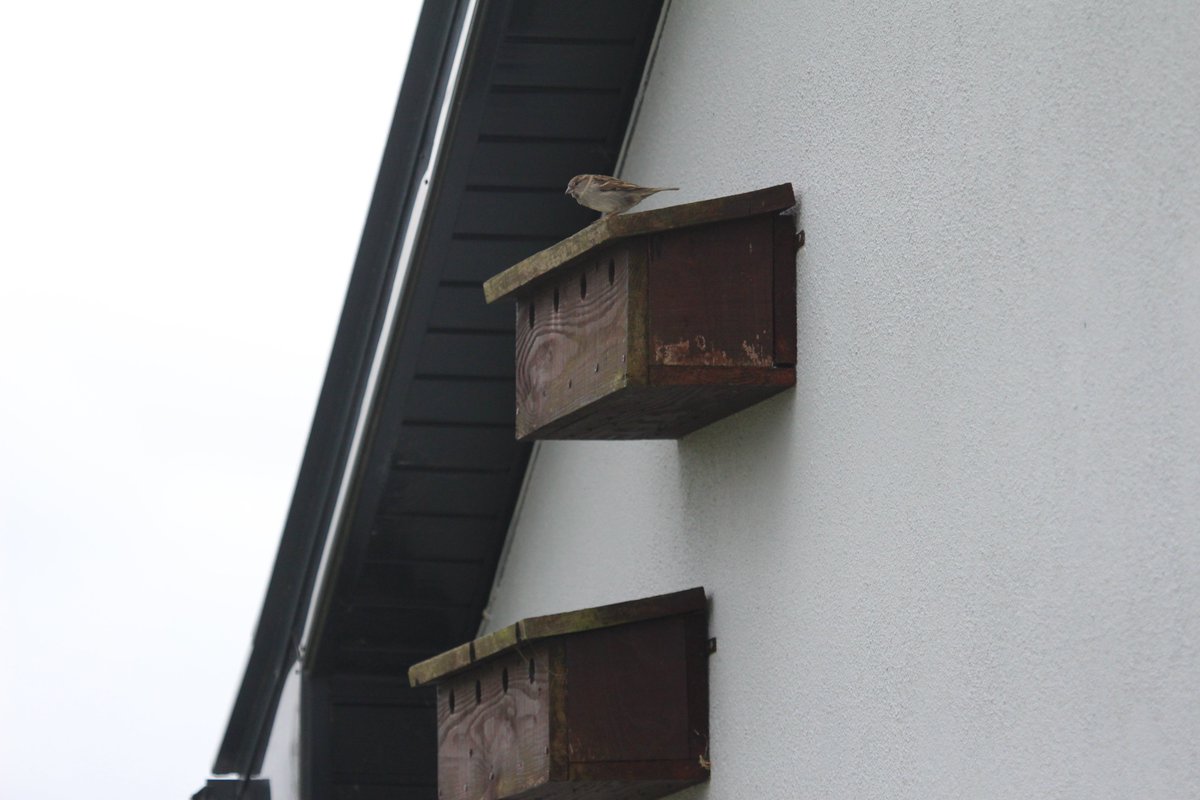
[481,2,1200,797]
[259,660,301,800]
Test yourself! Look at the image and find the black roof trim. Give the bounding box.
[192,778,270,800]
[211,0,471,777]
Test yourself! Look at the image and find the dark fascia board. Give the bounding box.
[192,779,270,800]
[211,0,471,778]
[302,0,512,677]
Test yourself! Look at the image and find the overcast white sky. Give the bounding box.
[0,3,421,797]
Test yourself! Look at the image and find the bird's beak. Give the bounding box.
[564,188,571,196]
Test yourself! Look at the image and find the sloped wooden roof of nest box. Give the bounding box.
[409,588,710,800]
[483,184,799,440]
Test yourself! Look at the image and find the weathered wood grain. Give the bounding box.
[483,184,795,303]
[514,247,630,439]
[436,645,551,800]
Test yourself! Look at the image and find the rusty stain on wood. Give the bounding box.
[647,215,774,369]
[651,336,774,367]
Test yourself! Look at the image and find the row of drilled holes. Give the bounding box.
[528,258,616,328]
[448,658,536,713]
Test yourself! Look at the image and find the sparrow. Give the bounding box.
[565,174,678,218]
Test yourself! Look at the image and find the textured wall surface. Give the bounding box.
[482,2,1200,797]
[259,662,300,800]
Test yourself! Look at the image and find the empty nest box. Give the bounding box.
[408,588,710,800]
[483,183,800,439]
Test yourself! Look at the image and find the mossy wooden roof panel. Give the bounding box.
[408,587,706,686]
[483,183,796,303]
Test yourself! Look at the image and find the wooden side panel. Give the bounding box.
[564,617,690,763]
[647,216,776,368]
[437,645,552,800]
[514,246,630,439]
[773,214,798,366]
[547,640,569,782]
[683,611,710,776]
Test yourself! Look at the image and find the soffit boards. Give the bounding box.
[309,0,664,676]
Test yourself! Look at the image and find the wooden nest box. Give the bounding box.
[408,588,710,800]
[483,184,799,439]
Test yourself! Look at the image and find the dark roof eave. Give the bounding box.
[211,0,472,777]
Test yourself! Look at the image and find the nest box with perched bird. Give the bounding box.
[483,182,800,440]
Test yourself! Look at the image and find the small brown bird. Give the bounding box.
[565,174,678,218]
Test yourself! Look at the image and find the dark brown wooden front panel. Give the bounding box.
[515,247,630,438]
[437,645,552,800]
[648,215,775,368]
[564,617,691,763]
